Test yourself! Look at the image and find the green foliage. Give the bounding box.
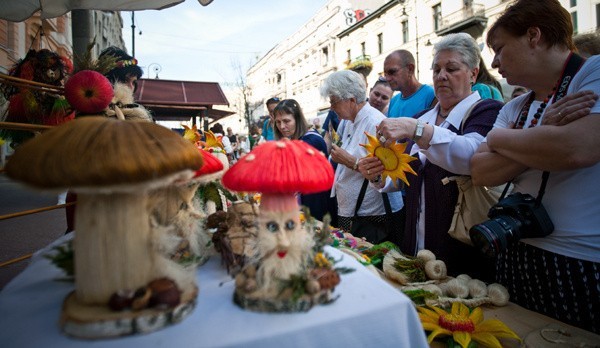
[402,289,438,305]
[44,240,74,281]
[394,256,426,283]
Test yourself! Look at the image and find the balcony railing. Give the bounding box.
[436,3,488,37]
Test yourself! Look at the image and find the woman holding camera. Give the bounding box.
[470,0,600,333]
[360,33,503,281]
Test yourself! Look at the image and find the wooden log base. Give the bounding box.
[60,286,197,339]
[233,288,337,313]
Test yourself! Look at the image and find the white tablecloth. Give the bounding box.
[0,234,428,347]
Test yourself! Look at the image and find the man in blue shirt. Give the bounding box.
[384,50,436,118]
[262,97,280,141]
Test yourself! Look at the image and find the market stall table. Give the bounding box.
[0,234,428,347]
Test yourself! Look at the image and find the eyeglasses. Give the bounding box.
[329,98,345,107]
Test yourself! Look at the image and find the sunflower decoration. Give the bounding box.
[182,124,202,144]
[360,132,417,187]
[201,130,225,154]
[418,302,521,348]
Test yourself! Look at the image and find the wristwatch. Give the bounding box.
[412,119,424,141]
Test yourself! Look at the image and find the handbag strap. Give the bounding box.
[459,99,484,134]
[353,179,392,217]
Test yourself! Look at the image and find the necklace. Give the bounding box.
[514,87,556,129]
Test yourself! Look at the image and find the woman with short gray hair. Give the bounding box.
[359,32,503,280]
[320,70,404,245]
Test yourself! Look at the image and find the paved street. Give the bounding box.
[0,173,66,289]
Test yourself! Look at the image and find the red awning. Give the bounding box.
[134,78,233,122]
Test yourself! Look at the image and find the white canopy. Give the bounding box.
[1,0,214,22]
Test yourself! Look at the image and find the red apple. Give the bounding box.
[64,70,114,114]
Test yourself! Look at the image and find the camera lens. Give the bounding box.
[469,216,521,258]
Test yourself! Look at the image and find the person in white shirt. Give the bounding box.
[470,0,600,333]
[320,70,404,245]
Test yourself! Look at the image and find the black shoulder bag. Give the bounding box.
[350,179,393,244]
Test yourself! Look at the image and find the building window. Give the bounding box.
[433,4,442,31]
[377,33,383,54]
[361,42,366,56]
[322,46,329,66]
[570,0,577,7]
[571,11,578,34]
[402,20,409,44]
[347,49,351,63]
[597,4,600,28]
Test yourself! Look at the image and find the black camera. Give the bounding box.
[469,192,554,258]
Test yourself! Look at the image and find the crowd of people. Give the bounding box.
[239,0,599,335]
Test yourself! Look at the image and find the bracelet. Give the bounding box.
[352,157,359,171]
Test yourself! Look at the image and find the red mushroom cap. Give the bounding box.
[194,148,224,177]
[222,138,333,194]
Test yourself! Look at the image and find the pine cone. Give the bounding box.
[310,268,340,290]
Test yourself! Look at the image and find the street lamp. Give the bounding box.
[147,63,162,79]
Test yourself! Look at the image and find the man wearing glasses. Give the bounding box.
[262,97,280,141]
[384,50,436,118]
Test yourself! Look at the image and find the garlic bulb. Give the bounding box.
[444,278,469,298]
[456,274,472,285]
[421,284,443,296]
[467,279,488,298]
[424,260,447,280]
[416,249,436,262]
[488,283,510,306]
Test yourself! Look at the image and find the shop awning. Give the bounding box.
[134,78,234,122]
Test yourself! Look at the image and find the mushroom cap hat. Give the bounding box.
[222,138,333,194]
[5,117,203,190]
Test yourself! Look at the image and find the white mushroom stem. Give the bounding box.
[74,191,155,305]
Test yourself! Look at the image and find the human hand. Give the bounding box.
[376,118,417,146]
[330,144,355,168]
[357,156,384,181]
[542,90,598,126]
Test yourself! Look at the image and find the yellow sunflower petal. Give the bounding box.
[452,331,472,348]
[427,328,452,343]
[430,305,449,316]
[417,306,440,321]
[452,302,470,317]
[469,307,484,324]
[419,313,438,325]
[476,319,521,340]
[421,322,442,331]
[471,332,503,348]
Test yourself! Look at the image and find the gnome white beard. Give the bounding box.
[252,210,314,293]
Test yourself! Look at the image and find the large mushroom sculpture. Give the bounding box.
[222,138,337,312]
[5,116,203,338]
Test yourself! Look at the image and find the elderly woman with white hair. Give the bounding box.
[320,70,404,245]
[359,33,504,281]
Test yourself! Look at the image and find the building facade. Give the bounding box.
[246,0,600,123]
[1,10,126,74]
